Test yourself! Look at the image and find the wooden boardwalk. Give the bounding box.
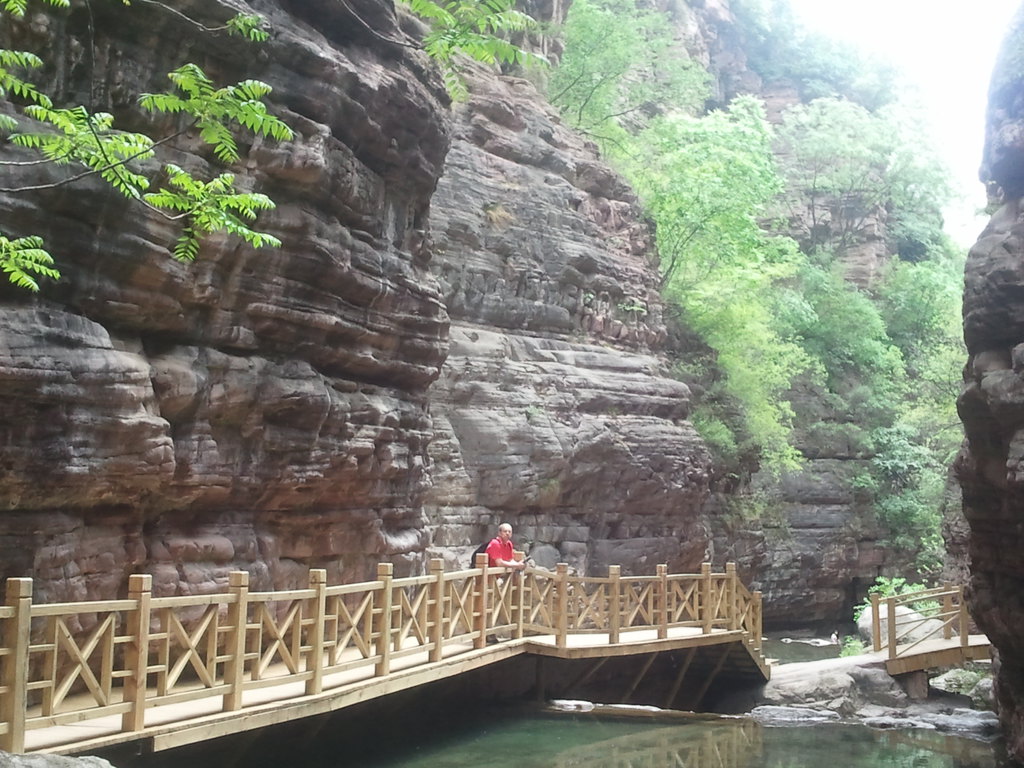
[867,586,991,677]
[0,560,769,756]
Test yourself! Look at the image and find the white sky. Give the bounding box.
[786,0,1021,245]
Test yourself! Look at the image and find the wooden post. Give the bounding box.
[886,595,897,660]
[726,562,738,630]
[623,652,659,703]
[609,565,621,645]
[305,569,327,695]
[870,593,881,652]
[752,591,763,651]
[474,552,489,649]
[555,563,569,650]
[657,564,668,639]
[513,550,526,640]
[959,586,969,649]
[430,559,445,662]
[223,570,250,712]
[375,563,394,675]
[122,574,152,731]
[942,583,954,640]
[701,563,712,634]
[1,578,32,753]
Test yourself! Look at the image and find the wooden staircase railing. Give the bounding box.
[869,584,971,660]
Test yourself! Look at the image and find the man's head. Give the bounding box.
[498,523,513,541]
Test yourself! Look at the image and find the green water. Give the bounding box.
[347,710,1004,768]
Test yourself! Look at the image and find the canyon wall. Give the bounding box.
[0,0,716,606]
[423,62,712,572]
[0,0,898,630]
[0,0,453,600]
[958,3,1024,761]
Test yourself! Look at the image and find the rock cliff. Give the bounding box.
[0,0,902,632]
[0,0,716,605]
[958,3,1024,761]
[423,63,712,572]
[0,0,452,597]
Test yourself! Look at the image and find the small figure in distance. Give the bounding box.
[485,523,527,571]
[830,630,840,646]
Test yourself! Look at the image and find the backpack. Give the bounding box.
[469,540,490,569]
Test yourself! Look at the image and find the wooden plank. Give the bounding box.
[691,645,731,710]
[31,600,136,616]
[884,635,990,676]
[149,594,239,609]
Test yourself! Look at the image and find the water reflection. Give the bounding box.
[528,717,760,768]
[368,714,1003,768]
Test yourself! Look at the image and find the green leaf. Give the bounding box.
[140,65,294,160]
[0,234,60,291]
[226,14,269,42]
[144,167,280,261]
[401,0,546,98]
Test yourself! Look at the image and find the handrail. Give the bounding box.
[0,560,761,753]
[869,584,971,660]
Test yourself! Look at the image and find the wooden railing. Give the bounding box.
[869,584,971,659]
[0,559,762,752]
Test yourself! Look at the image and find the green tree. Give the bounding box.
[2,0,541,289]
[775,97,950,257]
[731,0,897,110]
[548,0,707,148]
[629,97,811,472]
[402,0,544,100]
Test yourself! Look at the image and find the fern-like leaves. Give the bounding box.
[1,0,69,18]
[227,13,270,42]
[140,64,293,163]
[402,0,545,99]
[0,49,54,119]
[144,165,280,262]
[0,234,60,290]
[1,5,288,288]
[11,106,154,196]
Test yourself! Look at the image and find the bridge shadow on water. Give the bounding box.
[95,646,1005,768]
[96,650,766,768]
[100,695,1007,768]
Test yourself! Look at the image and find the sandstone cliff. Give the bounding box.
[0,0,905,633]
[423,63,711,573]
[0,0,718,606]
[958,3,1024,760]
[0,0,453,599]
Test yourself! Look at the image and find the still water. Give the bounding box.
[356,711,1005,768]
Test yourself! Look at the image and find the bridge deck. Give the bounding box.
[884,634,991,676]
[26,625,766,755]
[2,561,769,756]
[866,587,991,677]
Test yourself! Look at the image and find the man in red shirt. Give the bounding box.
[485,523,526,571]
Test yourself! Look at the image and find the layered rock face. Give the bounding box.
[424,68,712,573]
[0,0,711,606]
[0,0,903,634]
[0,0,452,597]
[958,4,1024,761]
